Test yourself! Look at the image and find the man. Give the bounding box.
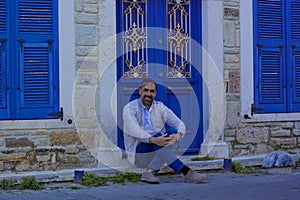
[123,78,207,184]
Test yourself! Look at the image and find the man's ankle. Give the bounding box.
[146,168,155,173]
[180,165,191,176]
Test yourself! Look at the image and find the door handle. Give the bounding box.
[158,72,163,77]
[158,39,163,44]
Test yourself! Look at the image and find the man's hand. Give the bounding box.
[165,133,183,147]
[149,134,173,146]
[149,133,183,147]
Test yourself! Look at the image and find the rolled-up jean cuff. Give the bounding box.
[169,159,185,174]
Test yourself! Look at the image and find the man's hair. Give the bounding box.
[140,78,157,90]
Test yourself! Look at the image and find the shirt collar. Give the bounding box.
[139,99,154,111]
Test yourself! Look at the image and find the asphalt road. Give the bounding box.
[1,169,300,200]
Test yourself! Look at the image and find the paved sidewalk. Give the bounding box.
[1,168,300,200]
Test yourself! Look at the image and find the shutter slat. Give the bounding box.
[20,43,52,106]
[259,48,283,102]
[0,42,4,108]
[257,0,284,39]
[18,0,53,33]
[291,0,300,39]
[292,49,300,102]
[0,0,6,112]
[0,0,6,33]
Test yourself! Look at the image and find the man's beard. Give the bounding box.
[142,95,153,106]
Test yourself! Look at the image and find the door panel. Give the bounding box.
[117,0,202,154]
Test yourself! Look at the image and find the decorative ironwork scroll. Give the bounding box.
[123,0,147,78]
[167,0,191,78]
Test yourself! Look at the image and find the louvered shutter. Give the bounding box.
[254,0,286,113]
[16,0,59,119]
[0,0,7,118]
[288,0,300,111]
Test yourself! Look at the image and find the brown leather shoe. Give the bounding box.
[184,169,207,183]
[141,171,160,184]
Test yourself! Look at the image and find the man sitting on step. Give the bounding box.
[123,78,207,184]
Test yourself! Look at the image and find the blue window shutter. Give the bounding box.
[19,43,53,107]
[254,0,286,113]
[288,0,300,112]
[0,0,7,118]
[255,46,286,113]
[290,48,300,110]
[16,0,59,119]
[0,41,7,114]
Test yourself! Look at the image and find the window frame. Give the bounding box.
[241,0,300,122]
[0,0,75,125]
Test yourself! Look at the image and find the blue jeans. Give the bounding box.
[134,132,185,174]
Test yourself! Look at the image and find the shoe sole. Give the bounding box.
[141,179,160,184]
[185,177,207,183]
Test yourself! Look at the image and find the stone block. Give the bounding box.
[84,3,98,13]
[224,136,236,142]
[228,70,240,93]
[278,122,294,129]
[5,137,34,148]
[75,24,99,45]
[50,130,81,146]
[31,135,48,146]
[295,122,300,129]
[224,54,240,63]
[76,46,98,56]
[75,71,99,85]
[77,58,99,71]
[73,86,98,120]
[0,153,25,162]
[75,0,83,12]
[225,101,240,129]
[15,161,31,171]
[237,127,269,144]
[75,13,99,24]
[254,144,274,155]
[270,138,297,147]
[224,8,239,19]
[271,129,291,137]
[58,155,79,163]
[65,147,80,154]
[77,129,98,149]
[224,21,235,46]
[224,129,236,137]
[36,155,51,162]
[292,129,300,136]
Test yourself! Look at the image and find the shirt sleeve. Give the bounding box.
[123,103,152,143]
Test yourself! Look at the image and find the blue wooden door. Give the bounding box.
[117,0,202,154]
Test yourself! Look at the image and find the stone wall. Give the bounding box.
[0,129,97,171]
[223,0,300,157]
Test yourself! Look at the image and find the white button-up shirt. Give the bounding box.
[123,99,186,164]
